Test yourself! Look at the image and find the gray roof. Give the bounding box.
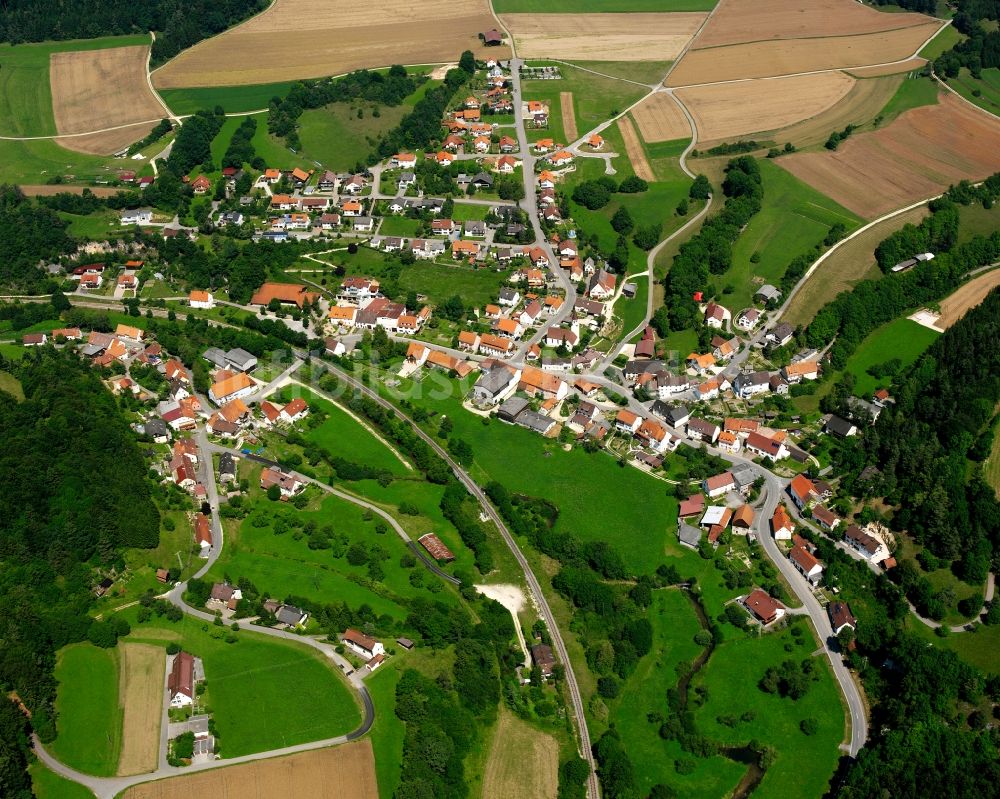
[730,463,757,488]
[826,415,856,437]
[767,323,794,344]
[219,452,237,475]
[226,348,257,369]
[499,287,519,301]
[625,359,666,377]
[203,347,228,368]
[276,605,306,626]
[144,418,167,437]
[755,284,781,301]
[736,371,771,388]
[678,523,702,547]
[498,396,530,421]
[474,367,515,397]
[517,410,555,434]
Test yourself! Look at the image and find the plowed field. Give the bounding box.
[632,92,691,142]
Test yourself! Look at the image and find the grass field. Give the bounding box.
[450,202,491,222]
[986,423,1000,498]
[0,35,151,137]
[482,707,559,799]
[571,60,674,84]
[843,317,940,396]
[51,643,122,776]
[878,74,940,124]
[494,0,717,9]
[0,136,126,185]
[958,202,1000,243]
[58,209,122,240]
[366,664,405,799]
[919,23,963,59]
[718,160,862,311]
[908,615,1000,679]
[160,81,298,115]
[116,643,165,776]
[0,370,24,399]
[376,216,423,237]
[125,611,361,756]
[29,762,95,799]
[296,100,409,173]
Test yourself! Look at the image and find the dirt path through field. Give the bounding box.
[560,92,578,141]
[116,643,165,777]
[482,707,559,799]
[617,116,655,181]
[937,268,1000,328]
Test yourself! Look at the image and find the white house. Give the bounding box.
[789,545,823,585]
[342,628,385,658]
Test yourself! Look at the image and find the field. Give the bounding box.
[493,0,717,10]
[844,318,940,396]
[20,184,121,197]
[50,45,165,154]
[29,763,95,799]
[122,740,379,799]
[51,643,122,776]
[847,56,927,76]
[667,25,942,86]
[152,0,507,88]
[779,93,1000,218]
[876,73,941,123]
[782,205,930,326]
[159,81,298,115]
[677,72,856,142]
[986,426,1000,498]
[126,611,361,757]
[631,91,691,142]
[397,261,510,308]
[0,370,24,399]
[718,159,862,311]
[571,60,675,84]
[500,13,706,61]
[116,643,166,776]
[948,66,1000,117]
[617,116,655,181]
[482,708,559,799]
[694,0,938,50]
[560,91,579,141]
[365,665,404,798]
[936,269,1000,329]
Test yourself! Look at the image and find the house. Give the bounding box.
[418,533,455,562]
[479,333,515,357]
[392,153,416,168]
[193,514,212,555]
[260,466,304,497]
[766,323,795,348]
[457,331,481,353]
[695,378,723,401]
[189,290,214,309]
[713,336,739,361]
[781,361,819,383]
[843,524,889,562]
[328,305,359,329]
[678,494,706,519]
[531,643,556,678]
[828,602,857,635]
[117,273,138,290]
[545,326,578,349]
[352,216,374,232]
[678,522,703,550]
[703,471,735,498]
[226,348,257,372]
[249,282,318,309]
[22,332,46,346]
[519,367,568,401]
[276,604,309,628]
[51,327,82,341]
[686,418,720,444]
[735,308,761,330]
[790,545,824,585]
[587,133,604,150]
[743,589,785,625]
[191,175,211,195]
[826,415,858,438]
[636,418,673,453]
[341,174,367,194]
[788,474,817,510]
[499,135,517,153]
[745,431,788,462]
[615,409,642,434]
[704,302,729,329]
[342,629,385,659]
[116,324,144,341]
[210,582,242,605]
[209,372,255,405]
[144,418,169,443]
[732,504,755,533]
[168,652,196,708]
[495,317,524,339]
[498,287,521,308]
[731,463,757,495]
[587,269,616,300]
[812,505,840,531]
[219,452,237,484]
[755,284,782,304]
[686,352,716,374]
[734,371,771,398]
[771,505,794,541]
[120,208,153,225]
[338,277,381,305]
[717,430,740,453]
[549,150,573,167]
[280,398,309,424]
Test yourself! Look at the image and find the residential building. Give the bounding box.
[744,589,785,624]
[342,629,385,658]
[168,652,196,708]
[789,545,823,585]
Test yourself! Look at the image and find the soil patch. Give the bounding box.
[632,91,691,142]
[617,115,655,181]
[560,91,578,141]
[937,268,1000,328]
[116,643,165,776]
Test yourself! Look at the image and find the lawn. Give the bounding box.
[495,0,717,10]
[397,262,511,309]
[877,74,940,124]
[0,35,151,137]
[377,216,423,238]
[958,201,1000,243]
[907,616,1000,685]
[29,762,95,799]
[986,421,1000,499]
[248,112,314,170]
[0,136,124,185]
[58,209,122,240]
[721,159,862,312]
[450,202,491,222]
[366,663,405,799]
[948,66,1000,117]
[843,317,940,397]
[51,643,122,776]
[159,81,298,116]
[124,610,362,756]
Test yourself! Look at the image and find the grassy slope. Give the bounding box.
[957,202,1000,243]
[29,762,95,799]
[159,81,298,115]
[51,643,122,776]
[124,610,361,756]
[948,67,1000,116]
[919,23,963,59]
[495,0,717,10]
[303,392,411,476]
[718,160,862,311]
[844,317,940,397]
[0,370,24,399]
[877,74,940,124]
[366,664,405,799]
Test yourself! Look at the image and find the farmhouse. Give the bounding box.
[250,282,319,309]
[843,524,889,562]
[168,651,196,708]
[276,605,309,628]
[745,431,788,461]
[686,418,720,443]
[703,471,735,498]
[209,372,255,405]
[743,589,785,625]
[260,466,304,497]
[788,474,817,509]
[189,290,214,309]
[342,629,385,659]
[789,545,823,585]
[193,514,212,555]
[771,505,794,540]
[781,361,819,383]
[812,505,841,531]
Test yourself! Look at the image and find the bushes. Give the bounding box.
[222,116,257,169]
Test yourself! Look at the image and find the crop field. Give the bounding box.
[570,60,674,84]
[677,72,856,142]
[936,269,1000,329]
[482,708,559,799]
[693,0,938,50]
[844,318,940,396]
[122,740,379,799]
[51,643,122,776]
[617,115,655,180]
[159,81,298,115]
[500,13,706,61]
[494,0,717,10]
[560,91,579,141]
[126,612,361,757]
[668,24,942,85]
[779,93,1000,218]
[116,643,166,776]
[153,0,506,88]
[631,91,691,142]
[782,205,930,327]
[50,45,165,154]
[846,56,927,77]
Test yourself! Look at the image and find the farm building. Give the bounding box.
[418,533,455,562]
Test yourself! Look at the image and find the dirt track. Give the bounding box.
[153,0,507,88]
[122,740,378,799]
[632,92,691,143]
[937,270,1000,328]
[116,644,165,777]
[560,92,578,141]
[50,45,163,154]
[617,116,655,181]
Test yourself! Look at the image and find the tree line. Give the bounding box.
[934,0,1000,79]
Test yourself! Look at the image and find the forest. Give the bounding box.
[934,0,1000,77]
[0,347,159,796]
[0,0,267,64]
[0,186,75,294]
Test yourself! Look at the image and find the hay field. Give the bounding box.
[19,184,121,197]
[693,0,938,50]
[779,93,1000,218]
[153,0,506,88]
[617,116,655,180]
[482,708,559,799]
[937,269,1000,329]
[632,92,691,142]
[117,644,165,777]
[676,71,855,141]
[501,13,706,61]
[560,92,579,140]
[667,24,941,85]
[50,45,164,155]
[847,57,926,77]
[123,740,378,799]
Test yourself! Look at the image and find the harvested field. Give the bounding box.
[502,13,706,61]
[50,45,164,155]
[676,71,855,141]
[18,184,121,197]
[667,24,942,85]
[632,92,691,142]
[116,643,165,777]
[153,0,507,88]
[123,740,378,799]
[560,92,578,141]
[779,93,1000,218]
[782,205,930,326]
[847,57,926,77]
[937,269,1000,329]
[693,0,938,50]
[617,116,655,181]
[482,708,559,799]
